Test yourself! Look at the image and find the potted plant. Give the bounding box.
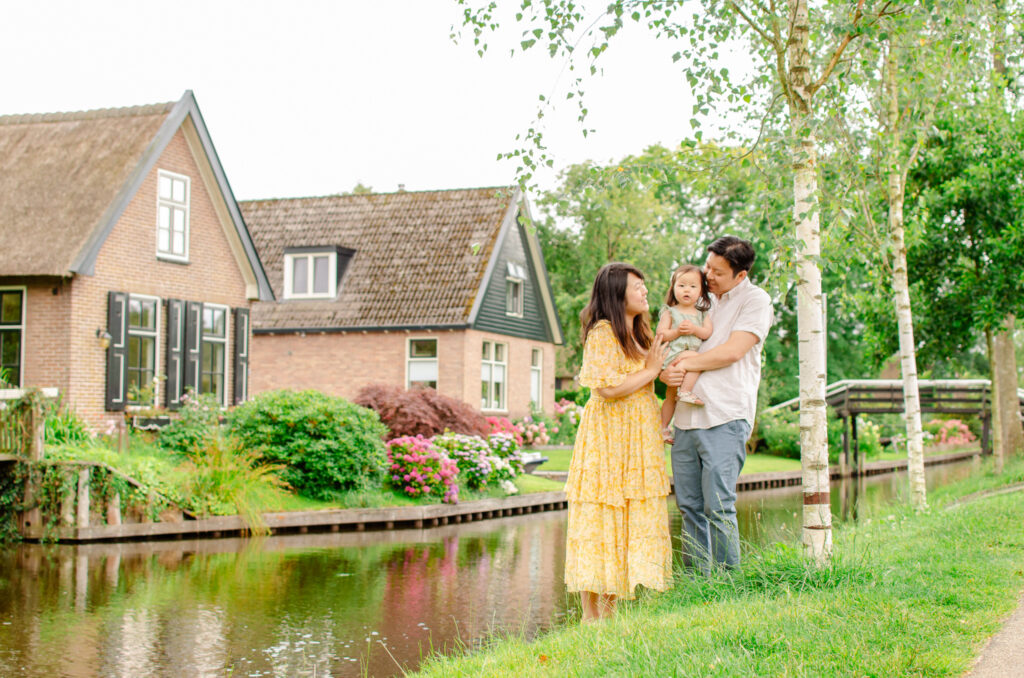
[126,375,171,430]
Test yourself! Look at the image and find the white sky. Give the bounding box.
[1,1,715,200]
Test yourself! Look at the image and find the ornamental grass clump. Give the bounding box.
[385,435,459,503]
[431,432,497,490]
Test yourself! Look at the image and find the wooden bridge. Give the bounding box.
[765,379,1024,473]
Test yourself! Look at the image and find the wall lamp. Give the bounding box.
[96,329,112,350]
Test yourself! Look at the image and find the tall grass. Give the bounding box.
[176,434,290,533]
[413,457,1024,677]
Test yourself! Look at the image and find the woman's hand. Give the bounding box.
[646,334,668,374]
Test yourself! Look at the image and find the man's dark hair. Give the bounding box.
[707,236,755,275]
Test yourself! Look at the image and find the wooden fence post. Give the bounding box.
[25,396,45,462]
[76,467,90,528]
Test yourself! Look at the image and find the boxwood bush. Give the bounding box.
[228,390,388,500]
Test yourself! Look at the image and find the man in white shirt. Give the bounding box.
[660,236,773,572]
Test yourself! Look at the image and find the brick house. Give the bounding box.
[0,91,272,428]
[240,187,563,418]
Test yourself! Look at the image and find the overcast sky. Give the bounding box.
[1,1,722,200]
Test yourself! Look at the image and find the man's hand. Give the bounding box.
[659,356,686,387]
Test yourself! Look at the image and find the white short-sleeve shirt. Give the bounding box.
[672,277,773,430]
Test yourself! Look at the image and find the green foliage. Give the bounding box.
[229,390,388,500]
[554,387,589,406]
[44,401,92,446]
[756,408,843,462]
[156,390,223,455]
[175,434,289,532]
[0,461,26,541]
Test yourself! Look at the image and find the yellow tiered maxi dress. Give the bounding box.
[564,320,672,599]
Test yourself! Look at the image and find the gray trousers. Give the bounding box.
[670,420,750,572]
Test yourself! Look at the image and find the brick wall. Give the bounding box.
[250,328,557,419]
[59,127,252,428]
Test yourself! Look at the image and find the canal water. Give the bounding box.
[0,459,978,678]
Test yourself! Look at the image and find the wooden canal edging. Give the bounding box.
[535,448,981,492]
[19,490,569,544]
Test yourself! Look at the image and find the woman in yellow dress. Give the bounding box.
[565,262,673,622]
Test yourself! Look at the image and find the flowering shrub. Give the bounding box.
[385,435,459,504]
[516,415,551,447]
[432,432,499,490]
[157,390,223,455]
[551,398,584,444]
[488,432,524,475]
[934,419,976,445]
[486,416,523,445]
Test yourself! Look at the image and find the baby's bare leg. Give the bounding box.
[677,350,703,405]
[661,386,677,430]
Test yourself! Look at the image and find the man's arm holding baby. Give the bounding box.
[659,331,759,386]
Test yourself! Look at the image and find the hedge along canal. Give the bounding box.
[0,458,981,678]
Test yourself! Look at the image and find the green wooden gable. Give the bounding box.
[471,209,560,343]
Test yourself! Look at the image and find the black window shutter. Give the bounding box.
[165,299,185,410]
[183,301,203,395]
[105,291,128,411]
[233,307,250,405]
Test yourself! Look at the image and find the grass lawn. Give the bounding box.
[536,447,802,475]
[413,456,1024,677]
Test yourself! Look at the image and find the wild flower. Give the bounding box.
[499,479,518,496]
[385,435,459,504]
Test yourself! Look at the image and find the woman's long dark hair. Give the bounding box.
[580,262,653,361]
[664,264,712,312]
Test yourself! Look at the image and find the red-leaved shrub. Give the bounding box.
[355,384,490,438]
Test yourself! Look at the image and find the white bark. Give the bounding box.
[789,0,832,565]
[884,48,927,510]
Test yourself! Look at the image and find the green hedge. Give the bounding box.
[228,390,388,500]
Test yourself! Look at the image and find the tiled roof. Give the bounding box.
[0,102,175,276]
[240,187,518,330]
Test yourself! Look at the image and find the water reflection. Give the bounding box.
[0,459,977,677]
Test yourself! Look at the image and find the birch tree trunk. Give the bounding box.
[789,0,832,564]
[884,47,927,510]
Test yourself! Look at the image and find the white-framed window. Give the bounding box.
[505,261,527,318]
[201,304,228,406]
[407,338,438,390]
[156,170,190,261]
[481,340,507,411]
[126,294,160,405]
[530,348,543,410]
[284,250,337,299]
[0,288,25,387]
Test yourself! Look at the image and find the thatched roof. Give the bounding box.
[0,93,273,300]
[0,102,174,276]
[240,187,519,329]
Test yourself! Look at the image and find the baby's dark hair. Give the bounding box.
[664,264,712,312]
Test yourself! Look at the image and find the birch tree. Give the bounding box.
[454,0,902,563]
[828,4,977,509]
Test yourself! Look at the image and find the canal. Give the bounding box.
[0,459,978,677]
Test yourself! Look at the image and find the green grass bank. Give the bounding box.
[413,457,1024,677]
